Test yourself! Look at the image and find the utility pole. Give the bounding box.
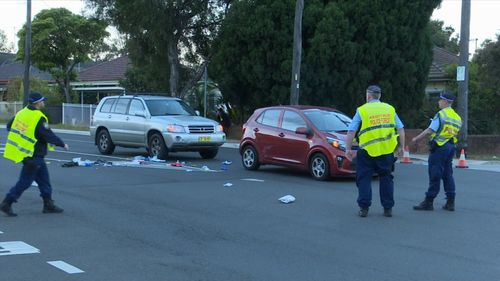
[289,0,303,105]
[203,64,208,117]
[457,0,470,153]
[22,0,32,106]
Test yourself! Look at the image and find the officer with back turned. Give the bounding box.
[345,85,405,218]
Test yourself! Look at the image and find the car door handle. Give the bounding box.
[253,128,259,132]
[125,117,129,121]
[107,115,112,118]
[279,133,285,137]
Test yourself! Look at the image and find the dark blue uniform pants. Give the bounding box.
[6,157,52,202]
[426,142,456,199]
[356,149,395,209]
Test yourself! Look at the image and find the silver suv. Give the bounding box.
[90,95,226,159]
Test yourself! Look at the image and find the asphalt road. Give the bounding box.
[1,132,499,281]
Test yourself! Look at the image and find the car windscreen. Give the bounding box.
[145,99,196,116]
[303,109,352,132]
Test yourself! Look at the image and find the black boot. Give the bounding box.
[42,198,64,214]
[442,198,455,211]
[413,197,434,211]
[358,208,369,217]
[0,199,17,217]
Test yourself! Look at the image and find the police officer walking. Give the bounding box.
[345,85,405,218]
[411,92,462,211]
[1,92,69,217]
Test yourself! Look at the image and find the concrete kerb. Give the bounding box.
[407,152,500,173]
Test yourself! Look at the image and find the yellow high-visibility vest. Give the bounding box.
[431,107,462,146]
[357,102,398,157]
[3,107,52,163]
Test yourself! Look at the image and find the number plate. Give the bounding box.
[198,136,211,142]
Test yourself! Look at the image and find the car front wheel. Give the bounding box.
[310,153,330,181]
[242,145,260,170]
[148,133,169,159]
[97,129,115,155]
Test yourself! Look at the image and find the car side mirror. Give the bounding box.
[295,127,313,137]
[135,112,146,118]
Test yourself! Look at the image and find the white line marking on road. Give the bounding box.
[47,261,84,274]
[0,231,3,234]
[241,178,265,182]
[0,241,40,256]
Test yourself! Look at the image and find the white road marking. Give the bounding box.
[47,261,84,274]
[241,178,265,182]
[0,231,3,234]
[0,241,40,256]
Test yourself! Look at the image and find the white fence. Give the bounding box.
[0,102,96,126]
[62,103,97,126]
[0,102,23,121]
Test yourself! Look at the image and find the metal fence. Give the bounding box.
[62,103,97,126]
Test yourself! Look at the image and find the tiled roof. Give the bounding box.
[0,61,52,82]
[428,47,459,82]
[0,52,16,66]
[77,55,131,82]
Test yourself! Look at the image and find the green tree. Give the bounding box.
[87,0,231,96]
[428,19,459,54]
[184,79,223,119]
[0,29,14,52]
[211,0,441,125]
[17,8,108,102]
[210,0,294,122]
[6,77,61,105]
[439,35,500,135]
[469,35,500,134]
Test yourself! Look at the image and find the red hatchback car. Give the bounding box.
[239,105,356,180]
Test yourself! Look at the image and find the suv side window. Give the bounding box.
[257,109,281,128]
[113,98,131,114]
[282,110,307,131]
[128,99,145,116]
[100,98,116,113]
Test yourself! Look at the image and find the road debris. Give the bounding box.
[278,195,296,204]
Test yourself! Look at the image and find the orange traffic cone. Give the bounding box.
[455,149,468,168]
[400,146,412,164]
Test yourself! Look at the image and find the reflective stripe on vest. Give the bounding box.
[3,107,49,163]
[357,102,398,157]
[431,107,462,146]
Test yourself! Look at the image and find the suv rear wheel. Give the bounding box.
[310,153,330,181]
[242,145,260,170]
[199,148,218,159]
[97,129,115,155]
[149,133,169,159]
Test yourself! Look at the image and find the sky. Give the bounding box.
[1,0,500,53]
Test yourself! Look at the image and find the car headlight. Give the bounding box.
[167,124,186,133]
[215,124,224,132]
[326,137,346,151]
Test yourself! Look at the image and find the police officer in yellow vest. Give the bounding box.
[411,92,462,211]
[345,85,405,218]
[1,92,69,217]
